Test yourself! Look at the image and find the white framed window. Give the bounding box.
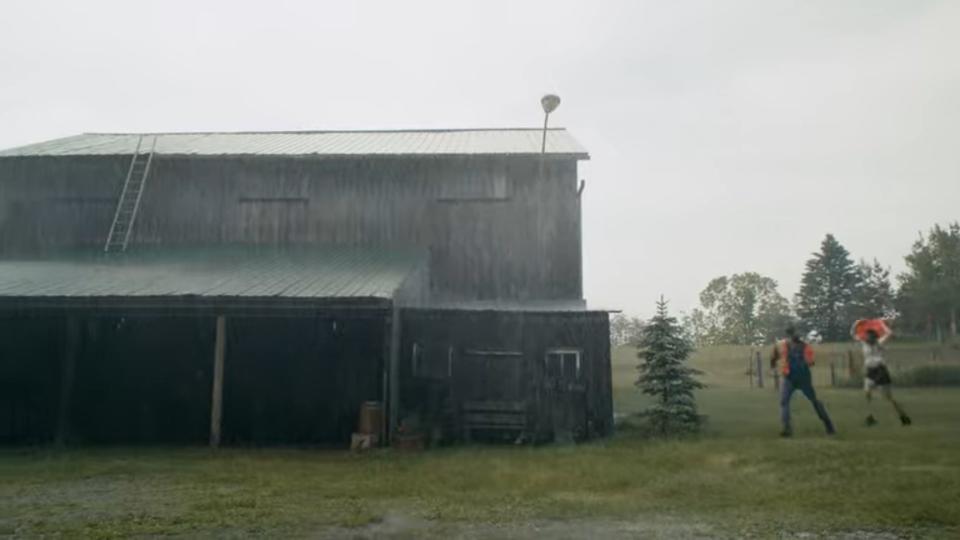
[545,349,582,380]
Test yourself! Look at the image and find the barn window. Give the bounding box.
[47,196,116,205]
[492,173,507,199]
[237,197,308,203]
[436,169,510,201]
[412,342,454,379]
[545,349,581,380]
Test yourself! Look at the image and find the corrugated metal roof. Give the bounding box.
[0,129,589,159]
[0,247,422,301]
[423,299,588,312]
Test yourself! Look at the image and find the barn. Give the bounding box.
[0,129,612,447]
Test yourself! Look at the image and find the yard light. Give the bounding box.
[540,94,561,153]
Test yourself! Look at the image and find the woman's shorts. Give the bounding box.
[865,364,892,390]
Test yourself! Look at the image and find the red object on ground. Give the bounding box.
[855,319,889,340]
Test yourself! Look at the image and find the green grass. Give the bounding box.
[1,343,959,537]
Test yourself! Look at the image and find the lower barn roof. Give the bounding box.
[0,247,423,309]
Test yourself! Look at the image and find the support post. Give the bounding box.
[756,351,763,388]
[387,305,401,444]
[830,361,837,387]
[209,315,226,448]
[55,316,81,446]
[381,317,390,446]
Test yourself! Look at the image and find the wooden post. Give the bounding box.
[747,355,753,388]
[756,351,763,388]
[209,315,226,448]
[830,360,837,387]
[380,316,391,446]
[55,316,81,446]
[387,305,402,444]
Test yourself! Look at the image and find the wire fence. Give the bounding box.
[744,342,960,389]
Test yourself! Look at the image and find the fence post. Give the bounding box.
[756,351,763,388]
[748,355,754,388]
[847,350,855,377]
[830,360,836,387]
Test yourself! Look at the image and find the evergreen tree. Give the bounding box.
[795,234,860,341]
[636,297,704,435]
[851,259,896,320]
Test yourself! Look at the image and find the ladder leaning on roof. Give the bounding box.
[104,135,156,252]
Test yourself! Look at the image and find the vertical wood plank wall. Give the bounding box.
[398,309,613,441]
[0,155,583,302]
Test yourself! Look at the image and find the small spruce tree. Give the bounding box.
[636,296,704,435]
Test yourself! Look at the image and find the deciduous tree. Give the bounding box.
[898,223,960,339]
[610,314,646,348]
[688,273,792,345]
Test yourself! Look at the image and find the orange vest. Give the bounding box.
[778,340,814,375]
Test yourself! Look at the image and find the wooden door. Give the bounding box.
[543,349,587,442]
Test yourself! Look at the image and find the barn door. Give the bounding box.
[543,349,587,442]
[454,350,522,402]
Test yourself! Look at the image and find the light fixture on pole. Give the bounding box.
[540,94,561,154]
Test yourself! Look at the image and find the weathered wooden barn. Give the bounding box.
[0,129,611,447]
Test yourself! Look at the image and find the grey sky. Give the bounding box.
[2,0,958,317]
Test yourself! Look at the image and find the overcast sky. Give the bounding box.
[2,0,958,317]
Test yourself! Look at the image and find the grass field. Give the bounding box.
[2,343,959,538]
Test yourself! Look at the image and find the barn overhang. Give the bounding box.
[0,246,426,315]
[0,247,425,447]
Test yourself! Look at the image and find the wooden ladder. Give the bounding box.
[104,135,156,252]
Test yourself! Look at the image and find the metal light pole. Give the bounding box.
[540,94,561,153]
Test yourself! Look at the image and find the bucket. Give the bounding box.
[357,401,383,436]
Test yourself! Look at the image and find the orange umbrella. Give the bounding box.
[854,319,890,340]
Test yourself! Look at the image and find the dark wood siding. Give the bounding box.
[0,312,386,445]
[399,309,613,442]
[0,156,127,251]
[0,155,582,302]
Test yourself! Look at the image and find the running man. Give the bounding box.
[850,319,912,427]
[770,327,836,437]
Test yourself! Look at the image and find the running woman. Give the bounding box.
[850,319,912,427]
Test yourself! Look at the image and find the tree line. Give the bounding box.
[611,222,960,347]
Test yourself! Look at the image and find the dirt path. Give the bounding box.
[315,513,912,540]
